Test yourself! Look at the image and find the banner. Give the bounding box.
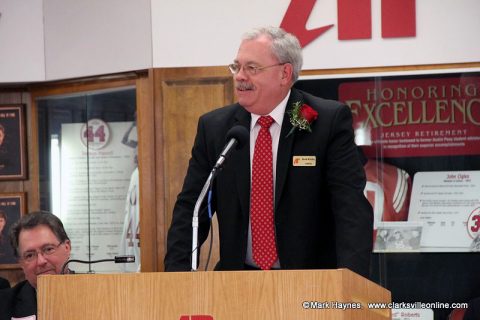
[338,74,480,252]
[340,76,480,158]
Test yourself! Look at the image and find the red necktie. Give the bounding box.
[251,115,278,270]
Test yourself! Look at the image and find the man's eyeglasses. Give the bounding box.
[20,242,63,263]
[228,63,286,76]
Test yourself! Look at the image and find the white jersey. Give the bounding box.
[119,167,141,272]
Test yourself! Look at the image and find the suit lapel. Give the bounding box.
[275,89,304,211]
[232,106,252,217]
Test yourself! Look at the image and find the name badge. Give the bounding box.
[292,156,316,167]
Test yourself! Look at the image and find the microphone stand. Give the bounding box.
[191,140,236,271]
[191,170,215,271]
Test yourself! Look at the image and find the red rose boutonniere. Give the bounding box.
[286,101,318,138]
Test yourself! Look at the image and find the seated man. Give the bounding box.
[0,211,71,320]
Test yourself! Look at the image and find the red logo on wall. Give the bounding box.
[280,0,416,47]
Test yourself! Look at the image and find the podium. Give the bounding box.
[37,269,391,319]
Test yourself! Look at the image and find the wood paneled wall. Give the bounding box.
[152,66,234,271]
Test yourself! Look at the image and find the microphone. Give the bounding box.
[61,255,135,274]
[211,126,249,175]
[191,125,249,271]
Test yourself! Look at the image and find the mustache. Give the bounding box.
[236,82,254,90]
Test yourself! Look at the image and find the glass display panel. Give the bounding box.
[295,71,480,319]
[37,87,140,273]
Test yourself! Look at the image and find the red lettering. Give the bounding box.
[280,0,416,46]
[471,215,480,233]
[84,126,94,142]
[94,125,106,142]
[280,0,333,48]
[381,0,416,38]
[338,0,371,40]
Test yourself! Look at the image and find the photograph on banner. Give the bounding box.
[0,104,27,180]
[0,193,26,267]
[296,71,480,253]
[58,119,139,272]
[374,221,423,252]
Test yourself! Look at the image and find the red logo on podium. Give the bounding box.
[179,316,214,320]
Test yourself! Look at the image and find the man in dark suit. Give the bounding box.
[0,211,72,320]
[464,296,480,320]
[164,26,373,278]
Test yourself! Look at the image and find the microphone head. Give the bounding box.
[225,125,249,149]
[114,255,135,263]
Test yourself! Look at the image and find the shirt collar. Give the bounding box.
[250,90,291,130]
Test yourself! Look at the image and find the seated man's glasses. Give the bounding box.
[20,242,63,263]
[228,63,286,76]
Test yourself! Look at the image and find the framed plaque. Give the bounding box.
[0,104,27,180]
[0,192,26,268]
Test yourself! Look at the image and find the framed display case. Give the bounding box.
[0,104,27,180]
[295,70,480,319]
[36,86,140,273]
[0,192,26,268]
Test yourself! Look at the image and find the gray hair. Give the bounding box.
[9,211,70,257]
[242,26,303,83]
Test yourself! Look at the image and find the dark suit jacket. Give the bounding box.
[0,277,10,289]
[464,296,480,320]
[165,88,373,278]
[0,280,37,320]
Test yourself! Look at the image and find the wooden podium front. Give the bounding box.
[37,269,391,319]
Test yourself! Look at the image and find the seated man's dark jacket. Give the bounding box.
[0,280,36,320]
